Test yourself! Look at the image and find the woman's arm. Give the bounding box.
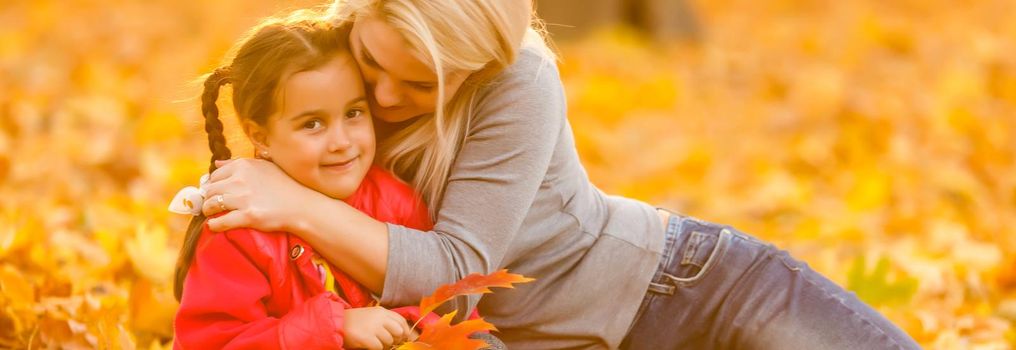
[291,194,390,292]
[200,162,425,293]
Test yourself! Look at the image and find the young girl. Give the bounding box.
[170,12,435,349]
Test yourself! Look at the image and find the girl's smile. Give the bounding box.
[321,156,360,172]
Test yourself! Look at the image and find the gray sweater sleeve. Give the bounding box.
[379,51,563,310]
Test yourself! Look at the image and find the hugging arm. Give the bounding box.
[199,159,392,292]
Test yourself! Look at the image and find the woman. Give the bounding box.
[197,0,920,348]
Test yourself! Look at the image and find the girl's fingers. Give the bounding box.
[362,337,383,350]
[401,317,415,342]
[386,310,413,342]
[376,324,396,348]
[382,317,406,342]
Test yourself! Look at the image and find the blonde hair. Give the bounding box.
[329,0,554,216]
[175,10,353,301]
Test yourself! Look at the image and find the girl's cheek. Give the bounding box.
[298,140,322,161]
[277,141,309,167]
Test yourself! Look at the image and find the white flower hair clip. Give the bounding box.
[168,174,210,216]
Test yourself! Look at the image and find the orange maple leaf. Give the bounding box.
[397,311,496,350]
[418,269,535,317]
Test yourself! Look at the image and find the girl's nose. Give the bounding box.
[327,124,353,152]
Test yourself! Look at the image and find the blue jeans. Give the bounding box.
[620,213,921,349]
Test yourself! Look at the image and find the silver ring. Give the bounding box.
[216,194,226,211]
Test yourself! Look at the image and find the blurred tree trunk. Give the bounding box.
[536,0,701,43]
[625,0,702,42]
[535,0,623,41]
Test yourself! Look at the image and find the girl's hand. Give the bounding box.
[343,306,414,350]
[200,158,323,233]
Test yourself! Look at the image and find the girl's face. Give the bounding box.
[349,15,469,123]
[249,54,375,200]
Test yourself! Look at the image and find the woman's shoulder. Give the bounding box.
[468,46,565,132]
[486,46,560,93]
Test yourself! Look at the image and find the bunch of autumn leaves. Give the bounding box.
[394,270,532,349]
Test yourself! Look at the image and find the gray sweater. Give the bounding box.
[381,47,665,349]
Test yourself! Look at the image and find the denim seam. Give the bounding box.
[775,251,906,349]
[729,229,766,247]
[646,215,678,280]
[668,228,733,287]
[643,215,682,296]
[661,215,682,275]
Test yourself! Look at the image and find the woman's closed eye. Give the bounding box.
[406,82,435,92]
[361,51,380,69]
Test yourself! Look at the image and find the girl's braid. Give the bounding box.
[201,66,233,174]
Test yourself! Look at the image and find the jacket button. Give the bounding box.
[290,245,304,260]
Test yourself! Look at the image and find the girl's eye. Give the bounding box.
[302,119,323,130]
[346,109,364,119]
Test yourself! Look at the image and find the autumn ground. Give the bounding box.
[1,0,1014,349]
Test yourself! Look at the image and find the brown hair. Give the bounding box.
[174,10,353,301]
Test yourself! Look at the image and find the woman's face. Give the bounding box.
[250,54,375,200]
[349,15,468,123]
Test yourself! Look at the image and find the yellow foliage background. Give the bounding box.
[1,0,1014,348]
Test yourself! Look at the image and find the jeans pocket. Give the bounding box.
[665,227,733,286]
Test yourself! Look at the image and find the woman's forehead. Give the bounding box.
[351,16,437,82]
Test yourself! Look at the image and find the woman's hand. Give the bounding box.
[342,307,414,350]
[200,158,324,233]
[202,158,391,293]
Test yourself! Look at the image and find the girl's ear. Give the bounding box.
[242,120,270,151]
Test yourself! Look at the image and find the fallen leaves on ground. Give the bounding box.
[0,0,1013,348]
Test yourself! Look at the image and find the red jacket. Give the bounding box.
[174,166,435,349]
